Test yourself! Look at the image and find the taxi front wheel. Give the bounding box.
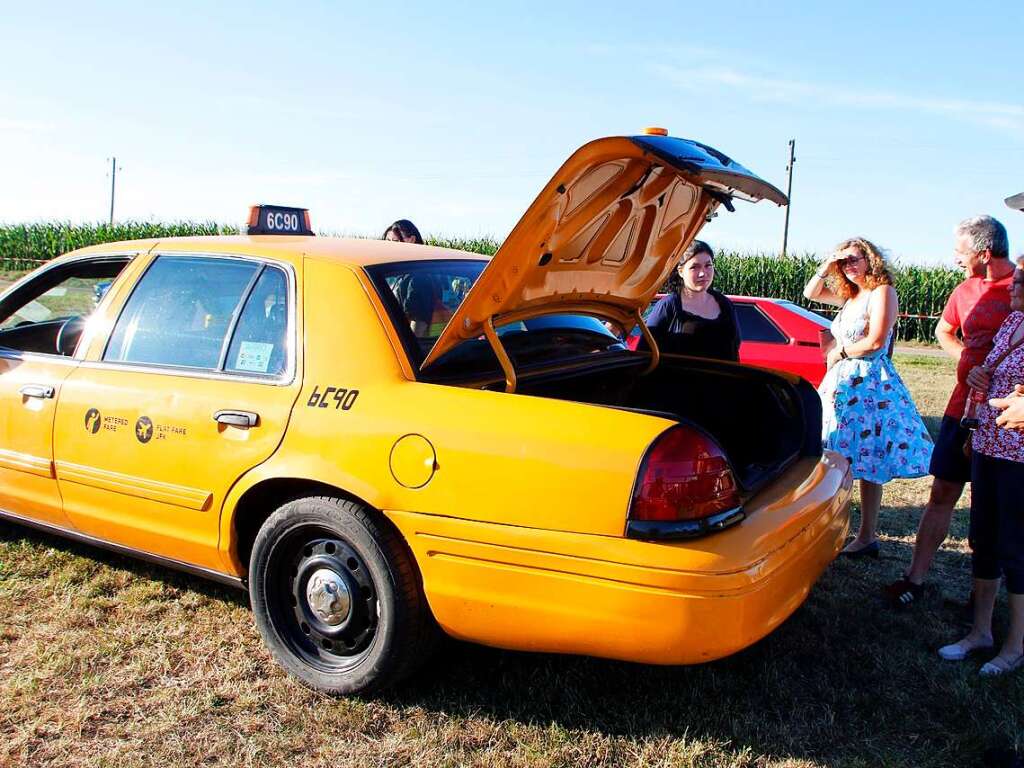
[249,496,438,695]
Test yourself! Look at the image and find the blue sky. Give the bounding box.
[1,1,1021,265]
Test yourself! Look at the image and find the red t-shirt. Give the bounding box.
[942,273,1014,417]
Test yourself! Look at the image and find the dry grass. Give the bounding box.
[1,352,1021,768]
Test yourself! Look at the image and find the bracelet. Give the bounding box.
[839,346,849,360]
[816,270,829,278]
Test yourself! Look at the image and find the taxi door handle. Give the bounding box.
[214,410,260,428]
[20,384,55,399]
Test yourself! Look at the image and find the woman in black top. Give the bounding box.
[641,240,740,360]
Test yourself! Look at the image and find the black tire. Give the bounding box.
[249,496,439,695]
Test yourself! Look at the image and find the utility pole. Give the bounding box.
[109,156,118,224]
[781,139,795,257]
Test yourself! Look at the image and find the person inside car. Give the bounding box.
[382,219,431,336]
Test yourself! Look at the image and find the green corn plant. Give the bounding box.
[0,221,238,274]
[1,224,964,343]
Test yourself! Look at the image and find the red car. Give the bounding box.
[628,295,831,386]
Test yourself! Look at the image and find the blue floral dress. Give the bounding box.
[818,290,932,483]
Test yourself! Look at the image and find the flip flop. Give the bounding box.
[980,654,1024,677]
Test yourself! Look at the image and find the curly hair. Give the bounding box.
[823,237,894,301]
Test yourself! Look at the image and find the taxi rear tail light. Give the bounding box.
[626,425,743,540]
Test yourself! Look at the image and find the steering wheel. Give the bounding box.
[55,316,86,356]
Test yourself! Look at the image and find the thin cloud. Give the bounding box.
[0,118,55,135]
[583,41,723,60]
[652,63,1024,138]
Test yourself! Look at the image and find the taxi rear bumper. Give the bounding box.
[387,452,851,665]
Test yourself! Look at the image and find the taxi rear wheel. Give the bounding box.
[249,495,437,695]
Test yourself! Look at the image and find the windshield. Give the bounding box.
[776,300,831,327]
[0,277,114,331]
[366,259,625,378]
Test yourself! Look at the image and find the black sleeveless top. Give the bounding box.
[640,289,740,361]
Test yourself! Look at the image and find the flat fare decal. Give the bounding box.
[82,409,188,444]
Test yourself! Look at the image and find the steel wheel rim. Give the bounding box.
[264,525,379,673]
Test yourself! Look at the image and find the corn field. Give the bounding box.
[710,250,962,343]
[0,221,238,274]
[435,240,961,343]
[1,224,960,343]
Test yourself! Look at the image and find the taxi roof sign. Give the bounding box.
[247,204,314,236]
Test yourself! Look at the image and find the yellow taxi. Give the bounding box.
[0,132,851,694]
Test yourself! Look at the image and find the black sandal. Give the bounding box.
[884,578,923,608]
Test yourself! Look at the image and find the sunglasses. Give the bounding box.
[839,254,866,267]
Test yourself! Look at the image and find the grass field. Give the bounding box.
[1,353,1021,768]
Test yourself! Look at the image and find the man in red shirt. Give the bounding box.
[887,215,1015,607]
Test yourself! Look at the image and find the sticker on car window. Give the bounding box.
[13,300,52,324]
[235,341,274,373]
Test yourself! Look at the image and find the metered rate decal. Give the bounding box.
[82,408,188,444]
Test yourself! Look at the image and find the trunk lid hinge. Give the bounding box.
[636,307,660,374]
[483,315,518,393]
[484,309,657,393]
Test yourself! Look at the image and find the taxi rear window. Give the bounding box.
[366,259,622,378]
[104,255,289,376]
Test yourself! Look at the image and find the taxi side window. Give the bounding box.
[224,266,289,377]
[0,258,129,356]
[104,256,260,369]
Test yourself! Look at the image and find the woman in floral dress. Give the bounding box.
[803,238,933,557]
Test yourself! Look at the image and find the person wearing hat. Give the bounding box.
[937,255,1024,675]
[988,194,1024,430]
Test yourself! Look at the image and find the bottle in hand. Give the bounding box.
[961,387,986,430]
